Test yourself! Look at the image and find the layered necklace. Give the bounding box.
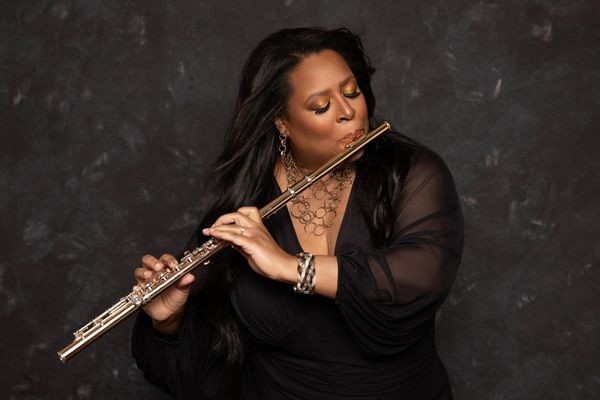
[282,151,354,236]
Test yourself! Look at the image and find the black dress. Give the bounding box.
[132,143,464,400]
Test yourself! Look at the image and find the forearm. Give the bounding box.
[277,254,339,298]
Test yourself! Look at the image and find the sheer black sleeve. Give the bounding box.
[131,298,231,399]
[131,231,240,400]
[335,148,464,357]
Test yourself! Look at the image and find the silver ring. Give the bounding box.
[240,227,245,235]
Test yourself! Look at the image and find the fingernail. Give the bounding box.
[169,260,178,267]
[154,263,162,271]
[202,228,209,234]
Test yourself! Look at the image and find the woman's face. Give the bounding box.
[275,49,369,170]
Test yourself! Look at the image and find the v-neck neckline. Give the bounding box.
[271,168,358,256]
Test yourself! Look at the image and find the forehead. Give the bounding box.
[287,49,354,95]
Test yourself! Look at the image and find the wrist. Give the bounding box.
[151,312,183,336]
[276,253,298,284]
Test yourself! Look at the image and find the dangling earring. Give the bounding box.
[279,132,287,158]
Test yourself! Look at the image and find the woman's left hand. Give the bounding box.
[202,206,295,281]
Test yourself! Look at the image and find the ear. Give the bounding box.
[274,116,288,137]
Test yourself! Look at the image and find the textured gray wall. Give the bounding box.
[1,1,599,399]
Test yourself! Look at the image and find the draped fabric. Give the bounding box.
[132,141,464,400]
[336,148,464,357]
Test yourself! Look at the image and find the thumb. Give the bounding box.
[174,273,195,290]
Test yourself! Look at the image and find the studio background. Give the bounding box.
[1,1,599,399]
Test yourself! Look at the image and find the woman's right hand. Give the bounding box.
[134,253,195,332]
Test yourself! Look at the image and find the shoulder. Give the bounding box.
[375,131,453,177]
[378,132,458,198]
[408,145,455,182]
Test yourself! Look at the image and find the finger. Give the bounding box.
[237,206,262,223]
[142,254,159,270]
[207,227,252,249]
[211,212,255,228]
[134,267,151,285]
[159,253,179,269]
[174,273,195,289]
[135,265,157,283]
[203,224,252,237]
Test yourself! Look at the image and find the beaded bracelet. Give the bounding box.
[293,252,316,295]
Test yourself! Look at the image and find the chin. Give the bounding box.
[345,149,364,164]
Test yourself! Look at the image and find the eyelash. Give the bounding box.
[314,104,330,115]
[344,90,361,99]
[313,90,361,115]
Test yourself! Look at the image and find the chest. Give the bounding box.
[230,172,375,348]
[275,168,355,255]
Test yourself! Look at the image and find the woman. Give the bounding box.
[132,27,464,400]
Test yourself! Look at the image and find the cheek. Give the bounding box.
[290,112,336,139]
[356,98,369,119]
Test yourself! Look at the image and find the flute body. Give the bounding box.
[57,121,391,363]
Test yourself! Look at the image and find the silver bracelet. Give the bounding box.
[294,252,316,295]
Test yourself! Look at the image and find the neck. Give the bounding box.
[289,149,328,172]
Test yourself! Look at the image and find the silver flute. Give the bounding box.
[57,121,391,363]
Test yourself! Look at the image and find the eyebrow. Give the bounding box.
[305,75,356,102]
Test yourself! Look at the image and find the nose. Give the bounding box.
[336,96,355,123]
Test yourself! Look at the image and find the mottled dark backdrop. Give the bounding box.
[1,0,598,399]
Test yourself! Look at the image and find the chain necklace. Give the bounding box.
[282,151,354,236]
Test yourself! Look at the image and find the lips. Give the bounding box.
[339,129,364,145]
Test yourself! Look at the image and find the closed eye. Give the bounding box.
[343,90,361,99]
[313,90,361,115]
[314,102,330,114]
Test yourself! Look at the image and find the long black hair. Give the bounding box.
[187,27,423,363]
